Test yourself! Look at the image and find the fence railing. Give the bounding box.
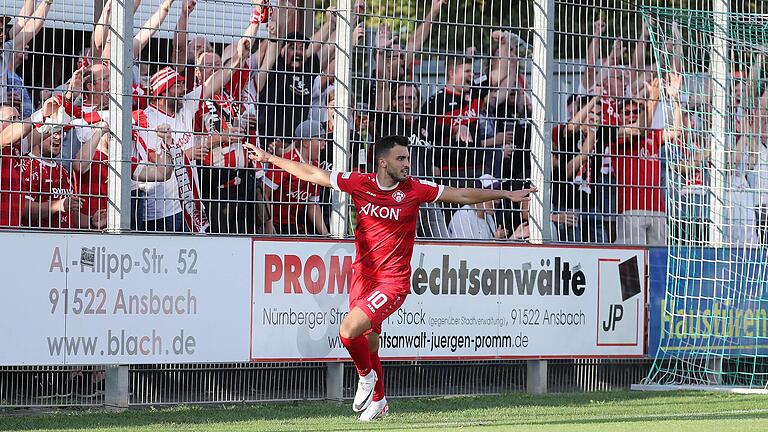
[0,0,767,409]
[0,0,765,245]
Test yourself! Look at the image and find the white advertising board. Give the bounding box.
[0,232,252,365]
[250,240,647,360]
[0,233,646,365]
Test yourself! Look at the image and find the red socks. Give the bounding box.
[369,351,385,402]
[340,335,372,376]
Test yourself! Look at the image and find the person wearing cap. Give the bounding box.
[133,37,252,232]
[447,174,526,240]
[262,120,328,235]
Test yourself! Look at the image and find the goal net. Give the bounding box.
[641,5,768,389]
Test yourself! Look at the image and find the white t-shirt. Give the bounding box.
[448,205,496,240]
[134,87,202,221]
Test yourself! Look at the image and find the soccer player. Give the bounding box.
[245,135,535,421]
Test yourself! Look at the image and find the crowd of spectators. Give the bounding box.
[0,0,767,246]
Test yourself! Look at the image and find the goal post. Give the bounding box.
[639,4,768,390]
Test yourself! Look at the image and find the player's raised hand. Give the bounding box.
[244,142,273,163]
[505,186,538,203]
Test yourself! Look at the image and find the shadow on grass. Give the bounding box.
[0,391,765,431]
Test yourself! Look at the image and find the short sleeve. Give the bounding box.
[413,178,444,204]
[329,171,365,193]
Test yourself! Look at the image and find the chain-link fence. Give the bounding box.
[0,0,762,244]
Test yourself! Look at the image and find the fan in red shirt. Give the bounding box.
[0,105,30,228]
[245,135,535,421]
[263,120,328,235]
[17,122,107,230]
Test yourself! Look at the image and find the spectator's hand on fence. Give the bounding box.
[55,196,83,215]
[490,30,508,43]
[190,140,210,160]
[454,125,473,144]
[510,222,529,241]
[551,213,578,227]
[495,226,509,240]
[240,112,260,134]
[593,19,606,36]
[91,210,108,230]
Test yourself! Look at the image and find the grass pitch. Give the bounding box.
[2,391,768,431]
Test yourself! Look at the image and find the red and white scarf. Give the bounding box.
[161,137,210,233]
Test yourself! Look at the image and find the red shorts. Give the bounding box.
[349,272,408,334]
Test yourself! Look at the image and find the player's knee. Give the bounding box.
[339,321,357,340]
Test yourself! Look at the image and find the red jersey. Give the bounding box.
[330,171,443,287]
[614,129,665,213]
[0,148,22,227]
[17,155,78,228]
[264,149,321,229]
[79,149,109,216]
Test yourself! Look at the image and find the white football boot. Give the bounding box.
[358,397,389,421]
[352,370,377,412]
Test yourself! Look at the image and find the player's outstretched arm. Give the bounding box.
[244,143,332,188]
[438,186,537,205]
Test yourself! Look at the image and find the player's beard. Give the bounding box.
[387,165,408,182]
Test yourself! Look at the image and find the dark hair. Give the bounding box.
[284,32,309,44]
[394,83,420,101]
[445,55,474,75]
[373,135,409,162]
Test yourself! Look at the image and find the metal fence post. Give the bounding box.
[326,0,355,399]
[528,0,555,244]
[104,0,134,406]
[525,0,555,393]
[527,360,548,394]
[105,365,130,409]
[708,0,728,248]
[326,361,345,401]
[106,0,134,233]
[330,0,353,238]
